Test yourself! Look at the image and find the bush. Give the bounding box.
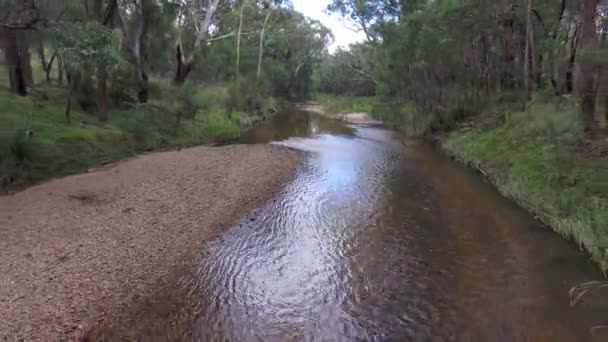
[226,81,244,114]
[113,109,159,150]
[109,61,139,107]
[180,82,228,112]
[8,128,34,162]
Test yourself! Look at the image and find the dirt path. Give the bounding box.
[0,144,301,341]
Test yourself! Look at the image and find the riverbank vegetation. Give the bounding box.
[1,0,331,191]
[318,0,608,267]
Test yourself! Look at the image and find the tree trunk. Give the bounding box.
[1,28,28,95]
[17,31,33,86]
[37,40,47,76]
[579,0,599,132]
[501,0,515,89]
[565,26,579,93]
[96,63,109,122]
[66,78,74,124]
[172,0,221,84]
[88,0,117,121]
[38,40,57,82]
[235,3,245,80]
[549,0,568,94]
[45,53,56,82]
[137,69,149,103]
[257,10,271,85]
[174,43,192,84]
[524,0,534,99]
[125,0,151,102]
[57,55,64,84]
[600,31,608,128]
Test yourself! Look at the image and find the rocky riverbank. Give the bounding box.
[0,144,300,341]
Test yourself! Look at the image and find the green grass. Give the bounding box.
[313,93,377,114]
[314,94,447,136]
[442,96,608,270]
[0,67,269,191]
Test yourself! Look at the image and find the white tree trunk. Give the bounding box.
[256,10,271,84]
[235,2,245,80]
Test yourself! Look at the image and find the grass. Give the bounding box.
[313,93,377,114]
[0,65,269,192]
[313,93,450,135]
[315,91,608,270]
[442,96,608,270]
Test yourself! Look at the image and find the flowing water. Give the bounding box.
[186,109,608,341]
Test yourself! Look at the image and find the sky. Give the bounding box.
[292,0,366,52]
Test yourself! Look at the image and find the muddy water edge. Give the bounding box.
[178,108,608,341]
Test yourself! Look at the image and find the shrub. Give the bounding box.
[109,61,139,107]
[226,81,244,114]
[8,128,34,162]
[113,109,158,150]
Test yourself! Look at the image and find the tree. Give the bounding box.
[256,5,272,84]
[53,21,116,123]
[0,0,39,95]
[579,0,599,132]
[525,0,536,99]
[84,0,118,122]
[173,0,223,84]
[118,0,156,103]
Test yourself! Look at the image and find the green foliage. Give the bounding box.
[443,97,608,268]
[323,0,608,134]
[314,93,377,114]
[51,21,117,74]
[226,81,244,114]
[0,80,246,191]
[109,61,140,106]
[8,129,34,162]
[315,45,377,96]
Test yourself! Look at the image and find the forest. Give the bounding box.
[315,0,607,266]
[2,1,608,339]
[1,0,331,189]
[1,1,607,261]
[318,0,607,134]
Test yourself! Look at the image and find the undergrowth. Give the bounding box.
[0,68,271,191]
[443,96,608,270]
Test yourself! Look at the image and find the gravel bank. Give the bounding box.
[0,144,301,341]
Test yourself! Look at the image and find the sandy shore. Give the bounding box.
[297,103,383,125]
[0,144,300,341]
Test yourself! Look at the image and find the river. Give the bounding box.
[184,109,608,341]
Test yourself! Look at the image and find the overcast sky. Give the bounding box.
[292,0,366,52]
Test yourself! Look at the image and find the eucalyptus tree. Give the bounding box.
[117,0,159,102]
[171,0,225,83]
[325,0,607,135]
[0,0,40,95]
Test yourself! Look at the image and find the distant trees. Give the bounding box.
[325,0,608,135]
[315,45,377,96]
[0,0,331,121]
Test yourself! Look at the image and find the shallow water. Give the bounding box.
[187,109,608,341]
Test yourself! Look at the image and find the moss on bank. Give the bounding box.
[0,77,275,192]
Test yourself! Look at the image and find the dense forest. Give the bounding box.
[314,0,607,267]
[1,0,333,108]
[0,0,332,189]
[318,0,607,135]
[1,1,606,260]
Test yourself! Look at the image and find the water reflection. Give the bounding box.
[237,109,353,144]
[185,110,608,341]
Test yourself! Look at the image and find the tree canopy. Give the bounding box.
[323,0,608,134]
